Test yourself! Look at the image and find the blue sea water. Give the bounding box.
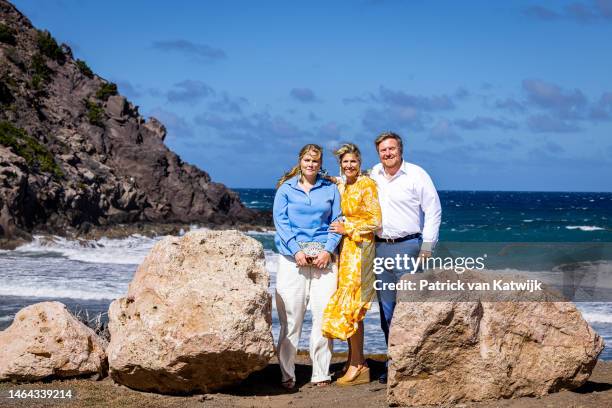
[1,190,611,359]
[238,189,612,243]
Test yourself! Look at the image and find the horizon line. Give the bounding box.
[231,187,612,194]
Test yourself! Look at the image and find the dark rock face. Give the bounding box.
[0,0,265,245]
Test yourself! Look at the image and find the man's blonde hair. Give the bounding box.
[374,131,403,155]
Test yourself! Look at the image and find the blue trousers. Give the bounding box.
[375,237,422,346]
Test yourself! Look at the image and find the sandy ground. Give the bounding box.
[1,353,611,408]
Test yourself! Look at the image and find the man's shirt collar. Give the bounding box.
[377,160,407,179]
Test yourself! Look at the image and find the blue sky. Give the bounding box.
[12,0,612,191]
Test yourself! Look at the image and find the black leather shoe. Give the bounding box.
[378,372,388,384]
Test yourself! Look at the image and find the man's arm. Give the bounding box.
[419,170,442,255]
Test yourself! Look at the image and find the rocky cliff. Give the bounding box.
[0,0,265,248]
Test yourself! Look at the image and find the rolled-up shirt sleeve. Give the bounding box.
[324,185,342,253]
[273,186,301,255]
[419,171,442,250]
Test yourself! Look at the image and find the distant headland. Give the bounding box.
[0,0,270,249]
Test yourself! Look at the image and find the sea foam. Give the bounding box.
[0,284,121,300]
[580,312,612,324]
[565,225,605,231]
[14,235,159,265]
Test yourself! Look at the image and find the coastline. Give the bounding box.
[1,353,610,407]
[0,217,273,251]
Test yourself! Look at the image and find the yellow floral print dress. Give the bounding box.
[322,175,382,340]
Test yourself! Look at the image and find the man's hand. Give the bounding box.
[313,251,332,269]
[294,251,308,267]
[329,221,346,235]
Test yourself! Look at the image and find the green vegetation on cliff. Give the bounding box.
[95,82,117,101]
[30,53,52,90]
[0,121,63,178]
[76,59,93,78]
[36,30,64,62]
[85,99,105,127]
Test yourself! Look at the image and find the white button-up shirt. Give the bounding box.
[370,161,442,247]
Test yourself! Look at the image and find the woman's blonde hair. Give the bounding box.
[334,143,362,175]
[276,144,323,188]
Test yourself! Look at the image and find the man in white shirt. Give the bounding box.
[369,131,442,383]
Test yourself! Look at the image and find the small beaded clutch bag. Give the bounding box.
[298,242,325,257]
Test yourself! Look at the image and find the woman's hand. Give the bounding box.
[294,250,308,267]
[329,221,346,235]
[313,251,331,269]
[323,175,341,185]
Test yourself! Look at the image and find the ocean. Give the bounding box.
[1,190,611,359]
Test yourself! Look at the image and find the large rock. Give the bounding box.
[387,269,604,406]
[105,95,127,120]
[0,302,107,382]
[142,116,166,141]
[107,230,274,394]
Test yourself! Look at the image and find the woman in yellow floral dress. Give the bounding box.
[323,143,382,386]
